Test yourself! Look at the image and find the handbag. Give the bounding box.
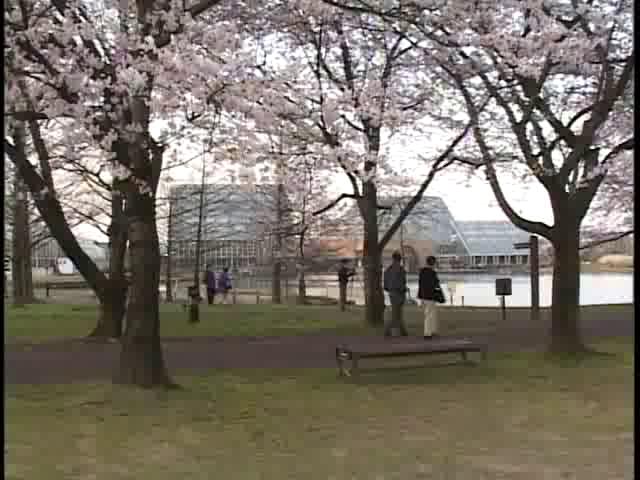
[434,287,446,304]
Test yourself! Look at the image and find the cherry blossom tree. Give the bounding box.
[253,143,338,304]
[581,80,633,250]
[385,0,633,352]
[314,0,633,351]
[252,3,471,325]
[5,0,270,387]
[289,156,336,304]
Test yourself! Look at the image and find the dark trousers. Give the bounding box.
[339,283,348,311]
[385,302,408,336]
[207,289,216,305]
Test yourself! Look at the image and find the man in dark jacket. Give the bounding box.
[337,259,355,311]
[383,251,409,337]
[417,255,444,338]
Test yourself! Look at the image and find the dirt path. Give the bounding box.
[5,315,634,385]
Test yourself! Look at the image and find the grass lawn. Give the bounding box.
[5,338,633,479]
[4,303,389,344]
[6,303,634,345]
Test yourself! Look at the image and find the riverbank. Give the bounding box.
[22,259,634,286]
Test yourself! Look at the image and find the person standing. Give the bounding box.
[337,259,355,311]
[218,266,233,304]
[418,255,445,339]
[383,251,409,337]
[203,264,217,305]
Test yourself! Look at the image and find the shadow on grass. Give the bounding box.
[345,363,503,387]
[543,348,623,368]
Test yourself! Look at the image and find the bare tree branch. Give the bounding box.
[579,230,634,250]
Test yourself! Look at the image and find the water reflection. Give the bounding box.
[306,272,634,307]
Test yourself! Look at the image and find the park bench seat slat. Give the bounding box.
[336,338,487,377]
[338,339,483,357]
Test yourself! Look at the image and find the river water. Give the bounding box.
[305,272,634,307]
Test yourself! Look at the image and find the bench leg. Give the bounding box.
[336,348,352,377]
[461,351,468,363]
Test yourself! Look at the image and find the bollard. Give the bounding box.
[233,290,237,304]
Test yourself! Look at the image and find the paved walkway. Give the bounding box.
[5,315,634,385]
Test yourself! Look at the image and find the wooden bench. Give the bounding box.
[42,281,90,297]
[335,338,488,377]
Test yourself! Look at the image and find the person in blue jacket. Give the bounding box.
[218,266,233,304]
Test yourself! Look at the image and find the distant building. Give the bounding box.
[317,196,533,271]
[327,196,469,271]
[455,221,531,267]
[31,236,108,272]
[377,196,470,270]
[169,183,291,271]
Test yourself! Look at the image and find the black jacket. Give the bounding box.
[417,267,441,301]
[338,266,354,285]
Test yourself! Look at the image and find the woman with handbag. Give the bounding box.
[417,256,446,339]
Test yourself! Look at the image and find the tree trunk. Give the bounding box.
[362,245,385,325]
[165,251,173,302]
[361,182,385,325]
[549,221,586,353]
[272,181,285,304]
[165,201,174,303]
[296,266,307,305]
[272,260,282,304]
[12,173,33,305]
[91,288,127,339]
[24,255,33,299]
[114,198,172,387]
[89,192,128,339]
[113,94,172,386]
[189,158,206,323]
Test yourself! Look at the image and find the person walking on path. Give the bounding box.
[218,267,233,304]
[337,259,355,311]
[418,255,445,339]
[383,251,409,337]
[203,264,217,305]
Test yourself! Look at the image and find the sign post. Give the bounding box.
[495,278,512,322]
[514,235,540,321]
